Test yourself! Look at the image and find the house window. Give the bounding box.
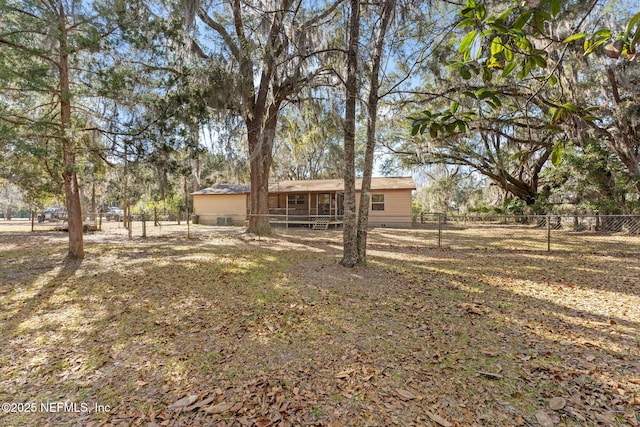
[287,195,306,205]
[371,194,385,211]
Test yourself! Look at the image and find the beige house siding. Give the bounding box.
[192,177,416,228]
[193,194,247,225]
[355,189,413,227]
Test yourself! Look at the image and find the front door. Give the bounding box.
[318,193,331,215]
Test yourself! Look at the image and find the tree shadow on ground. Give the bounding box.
[1,228,638,426]
[1,255,82,336]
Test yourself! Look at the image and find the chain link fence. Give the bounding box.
[2,211,638,255]
[413,213,639,255]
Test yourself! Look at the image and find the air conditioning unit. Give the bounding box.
[216,217,234,226]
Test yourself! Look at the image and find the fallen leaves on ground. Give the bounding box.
[0,224,638,426]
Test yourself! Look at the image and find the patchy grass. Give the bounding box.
[0,222,639,427]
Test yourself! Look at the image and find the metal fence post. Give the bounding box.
[438,213,442,248]
[128,214,132,240]
[547,214,551,252]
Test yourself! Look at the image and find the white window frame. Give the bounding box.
[371,194,385,211]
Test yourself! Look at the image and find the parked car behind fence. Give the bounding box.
[106,207,124,221]
[37,207,66,223]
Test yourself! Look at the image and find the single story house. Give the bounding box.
[192,177,416,228]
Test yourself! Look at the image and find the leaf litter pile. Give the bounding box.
[0,223,639,426]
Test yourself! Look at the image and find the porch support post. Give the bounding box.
[332,192,335,220]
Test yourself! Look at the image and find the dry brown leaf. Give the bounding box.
[425,411,452,427]
[229,402,244,412]
[548,397,566,410]
[534,410,554,427]
[396,388,417,400]
[629,397,640,407]
[188,395,215,411]
[595,412,616,424]
[478,371,503,379]
[167,395,199,410]
[629,378,640,385]
[335,369,354,379]
[236,416,251,426]
[203,402,234,414]
[254,418,272,427]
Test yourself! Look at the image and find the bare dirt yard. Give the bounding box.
[1,221,639,426]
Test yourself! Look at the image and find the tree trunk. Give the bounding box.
[59,3,84,259]
[91,181,96,221]
[246,103,279,236]
[340,0,361,267]
[356,0,395,265]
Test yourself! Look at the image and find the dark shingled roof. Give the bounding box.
[191,184,250,195]
[268,177,416,193]
[193,177,416,195]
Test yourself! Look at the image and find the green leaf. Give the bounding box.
[501,61,517,77]
[491,36,503,56]
[581,115,598,121]
[482,67,493,83]
[488,22,510,33]
[475,88,491,99]
[625,12,640,37]
[533,12,547,35]
[562,33,587,43]
[460,64,472,79]
[503,45,514,62]
[532,54,547,68]
[551,143,563,166]
[583,38,607,56]
[460,7,475,18]
[429,123,438,138]
[450,102,460,114]
[562,103,579,112]
[631,26,640,51]
[475,4,486,21]
[487,56,501,69]
[593,29,612,38]
[496,8,514,23]
[459,30,478,53]
[457,17,476,28]
[518,58,530,79]
[515,36,533,52]
[513,11,531,30]
[551,0,561,17]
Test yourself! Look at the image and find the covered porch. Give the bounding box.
[268,191,344,228]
